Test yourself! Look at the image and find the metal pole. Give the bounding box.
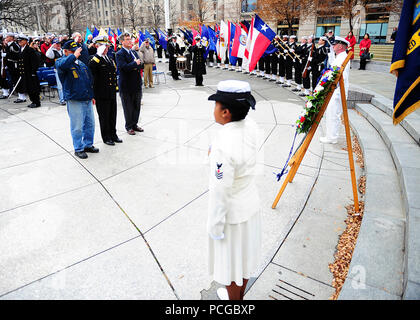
[164,0,170,32]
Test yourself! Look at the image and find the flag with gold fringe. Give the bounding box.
[390,0,420,124]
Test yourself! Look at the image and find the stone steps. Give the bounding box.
[338,109,405,299]
[338,96,420,299]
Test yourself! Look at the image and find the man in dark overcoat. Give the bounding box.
[188,35,206,86]
[16,34,41,108]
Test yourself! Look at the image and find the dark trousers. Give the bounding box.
[285,58,293,79]
[302,63,311,89]
[258,58,264,71]
[294,61,302,85]
[157,48,163,58]
[28,91,40,106]
[278,56,286,77]
[264,56,271,74]
[195,73,203,85]
[208,51,214,64]
[312,66,322,90]
[120,91,141,131]
[96,98,117,142]
[360,57,368,70]
[271,55,278,75]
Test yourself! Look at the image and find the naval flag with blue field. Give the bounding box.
[390,0,420,124]
[244,14,276,72]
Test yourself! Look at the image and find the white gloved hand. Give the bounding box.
[1,53,6,57]
[290,49,294,52]
[308,57,312,61]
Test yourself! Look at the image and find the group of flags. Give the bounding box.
[83,14,277,73]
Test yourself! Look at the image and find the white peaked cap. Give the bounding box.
[217,80,251,93]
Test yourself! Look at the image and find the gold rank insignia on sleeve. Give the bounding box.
[92,56,100,63]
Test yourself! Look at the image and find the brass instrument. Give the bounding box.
[273,38,296,61]
[277,38,302,63]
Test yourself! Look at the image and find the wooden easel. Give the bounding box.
[272,52,359,212]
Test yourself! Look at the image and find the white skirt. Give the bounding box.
[208,211,262,286]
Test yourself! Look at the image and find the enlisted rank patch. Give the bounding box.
[92,56,100,63]
[215,163,223,179]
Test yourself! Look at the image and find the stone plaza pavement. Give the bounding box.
[0,62,398,300]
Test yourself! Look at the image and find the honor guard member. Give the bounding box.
[4,33,23,101]
[320,36,350,144]
[292,36,306,93]
[282,35,296,87]
[168,35,181,80]
[301,35,314,96]
[0,33,10,99]
[16,34,41,108]
[311,36,328,92]
[277,34,288,84]
[269,37,279,82]
[89,35,122,146]
[207,80,261,301]
[188,35,206,86]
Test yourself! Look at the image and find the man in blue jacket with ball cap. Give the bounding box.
[56,40,98,159]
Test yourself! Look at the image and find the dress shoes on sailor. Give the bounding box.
[0,95,8,99]
[14,99,26,103]
[113,137,123,143]
[134,126,144,132]
[127,129,136,135]
[104,140,115,146]
[292,88,301,92]
[299,93,307,96]
[74,151,88,159]
[84,146,99,153]
[282,84,291,87]
[320,136,338,144]
[27,103,40,108]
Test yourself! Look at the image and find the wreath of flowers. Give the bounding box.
[296,66,341,134]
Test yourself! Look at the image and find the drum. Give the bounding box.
[176,56,187,71]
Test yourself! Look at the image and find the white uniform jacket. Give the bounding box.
[331,51,350,104]
[207,118,260,240]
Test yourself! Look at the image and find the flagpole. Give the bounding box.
[164,0,170,32]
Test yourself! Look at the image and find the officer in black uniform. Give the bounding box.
[88,35,122,146]
[0,33,10,99]
[311,36,328,91]
[188,35,206,86]
[292,36,306,93]
[16,34,41,108]
[277,34,288,85]
[4,33,23,101]
[301,35,315,96]
[167,35,181,80]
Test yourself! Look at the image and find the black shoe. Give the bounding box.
[84,146,99,153]
[0,95,8,99]
[134,126,144,132]
[27,103,40,108]
[292,88,300,92]
[14,99,26,103]
[104,140,115,146]
[74,151,88,159]
[113,137,123,143]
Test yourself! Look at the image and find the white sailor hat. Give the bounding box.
[332,36,349,46]
[282,34,289,38]
[93,35,110,45]
[16,33,29,41]
[320,36,328,41]
[208,80,256,110]
[302,36,308,40]
[290,35,297,39]
[309,34,314,39]
[328,29,334,33]
[5,32,16,38]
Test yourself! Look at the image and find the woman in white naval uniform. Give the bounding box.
[207,80,261,300]
[320,36,350,144]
